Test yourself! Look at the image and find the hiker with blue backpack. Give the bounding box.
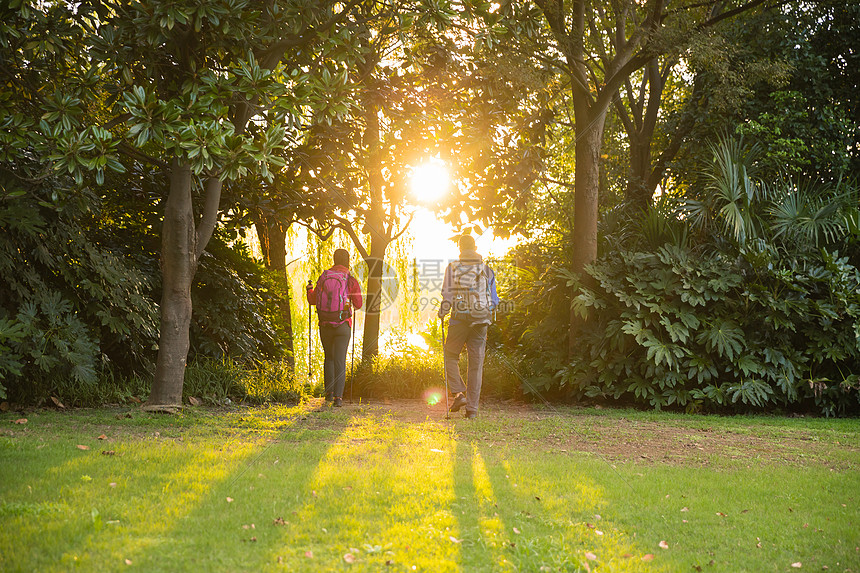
[438,234,499,419]
[306,249,363,407]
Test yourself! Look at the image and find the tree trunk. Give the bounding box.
[626,134,653,210]
[147,162,223,410]
[361,241,387,361]
[254,215,295,369]
[146,160,197,410]
[360,100,389,363]
[569,105,607,357]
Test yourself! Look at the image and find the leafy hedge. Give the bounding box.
[0,184,157,402]
[563,244,860,415]
[0,168,290,405]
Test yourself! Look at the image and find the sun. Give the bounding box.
[410,159,450,203]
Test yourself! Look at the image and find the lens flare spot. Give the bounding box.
[423,388,444,406]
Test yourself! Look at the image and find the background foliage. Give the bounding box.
[501,137,860,416]
[1,0,858,415]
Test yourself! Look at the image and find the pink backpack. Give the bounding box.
[316,270,351,324]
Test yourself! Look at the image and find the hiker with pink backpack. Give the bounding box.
[306,249,363,407]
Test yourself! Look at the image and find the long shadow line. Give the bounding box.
[116,402,356,571]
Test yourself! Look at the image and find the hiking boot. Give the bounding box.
[449,393,467,412]
[333,397,343,407]
[464,410,478,419]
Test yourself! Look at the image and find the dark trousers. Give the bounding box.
[319,322,351,398]
[444,321,488,413]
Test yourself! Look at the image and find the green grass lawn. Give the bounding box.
[1,401,858,572]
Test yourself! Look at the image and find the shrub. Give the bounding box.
[183,358,311,406]
[567,244,860,415]
[352,325,524,401]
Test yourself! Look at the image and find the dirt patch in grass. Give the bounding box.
[328,397,860,470]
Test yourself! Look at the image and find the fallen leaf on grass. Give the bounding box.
[273,517,286,526]
[681,507,689,512]
[585,523,595,529]
[109,482,117,487]
[343,553,356,563]
[188,396,202,406]
[641,554,655,562]
[51,396,65,409]
[226,497,233,503]
[716,512,727,517]
[595,530,604,536]
[76,445,90,450]
[449,536,462,543]
[13,418,27,424]
[101,450,115,456]
[585,552,597,561]
[791,562,802,568]
[125,558,132,565]
[513,527,521,534]
[659,540,669,549]
[97,434,107,440]
[304,551,313,558]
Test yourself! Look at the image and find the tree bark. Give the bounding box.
[361,241,388,361]
[627,133,654,210]
[147,160,197,410]
[569,102,606,357]
[360,103,389,362]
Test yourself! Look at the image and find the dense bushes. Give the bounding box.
[0,168,291,405]
[0,182,157,402]
[568,244,860,415]
[502,138,860,416]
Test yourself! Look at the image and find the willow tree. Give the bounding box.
[9,0,362,410]
[299,1,491,360]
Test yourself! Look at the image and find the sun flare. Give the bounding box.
[410,160,450,203]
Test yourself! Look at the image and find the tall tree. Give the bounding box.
[3,1,361,410]
[301,1,482,360]
[492,0,772,353]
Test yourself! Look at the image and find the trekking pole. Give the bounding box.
[441,315,449,419]
[306,280,313,383]
[349,309,356,403]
